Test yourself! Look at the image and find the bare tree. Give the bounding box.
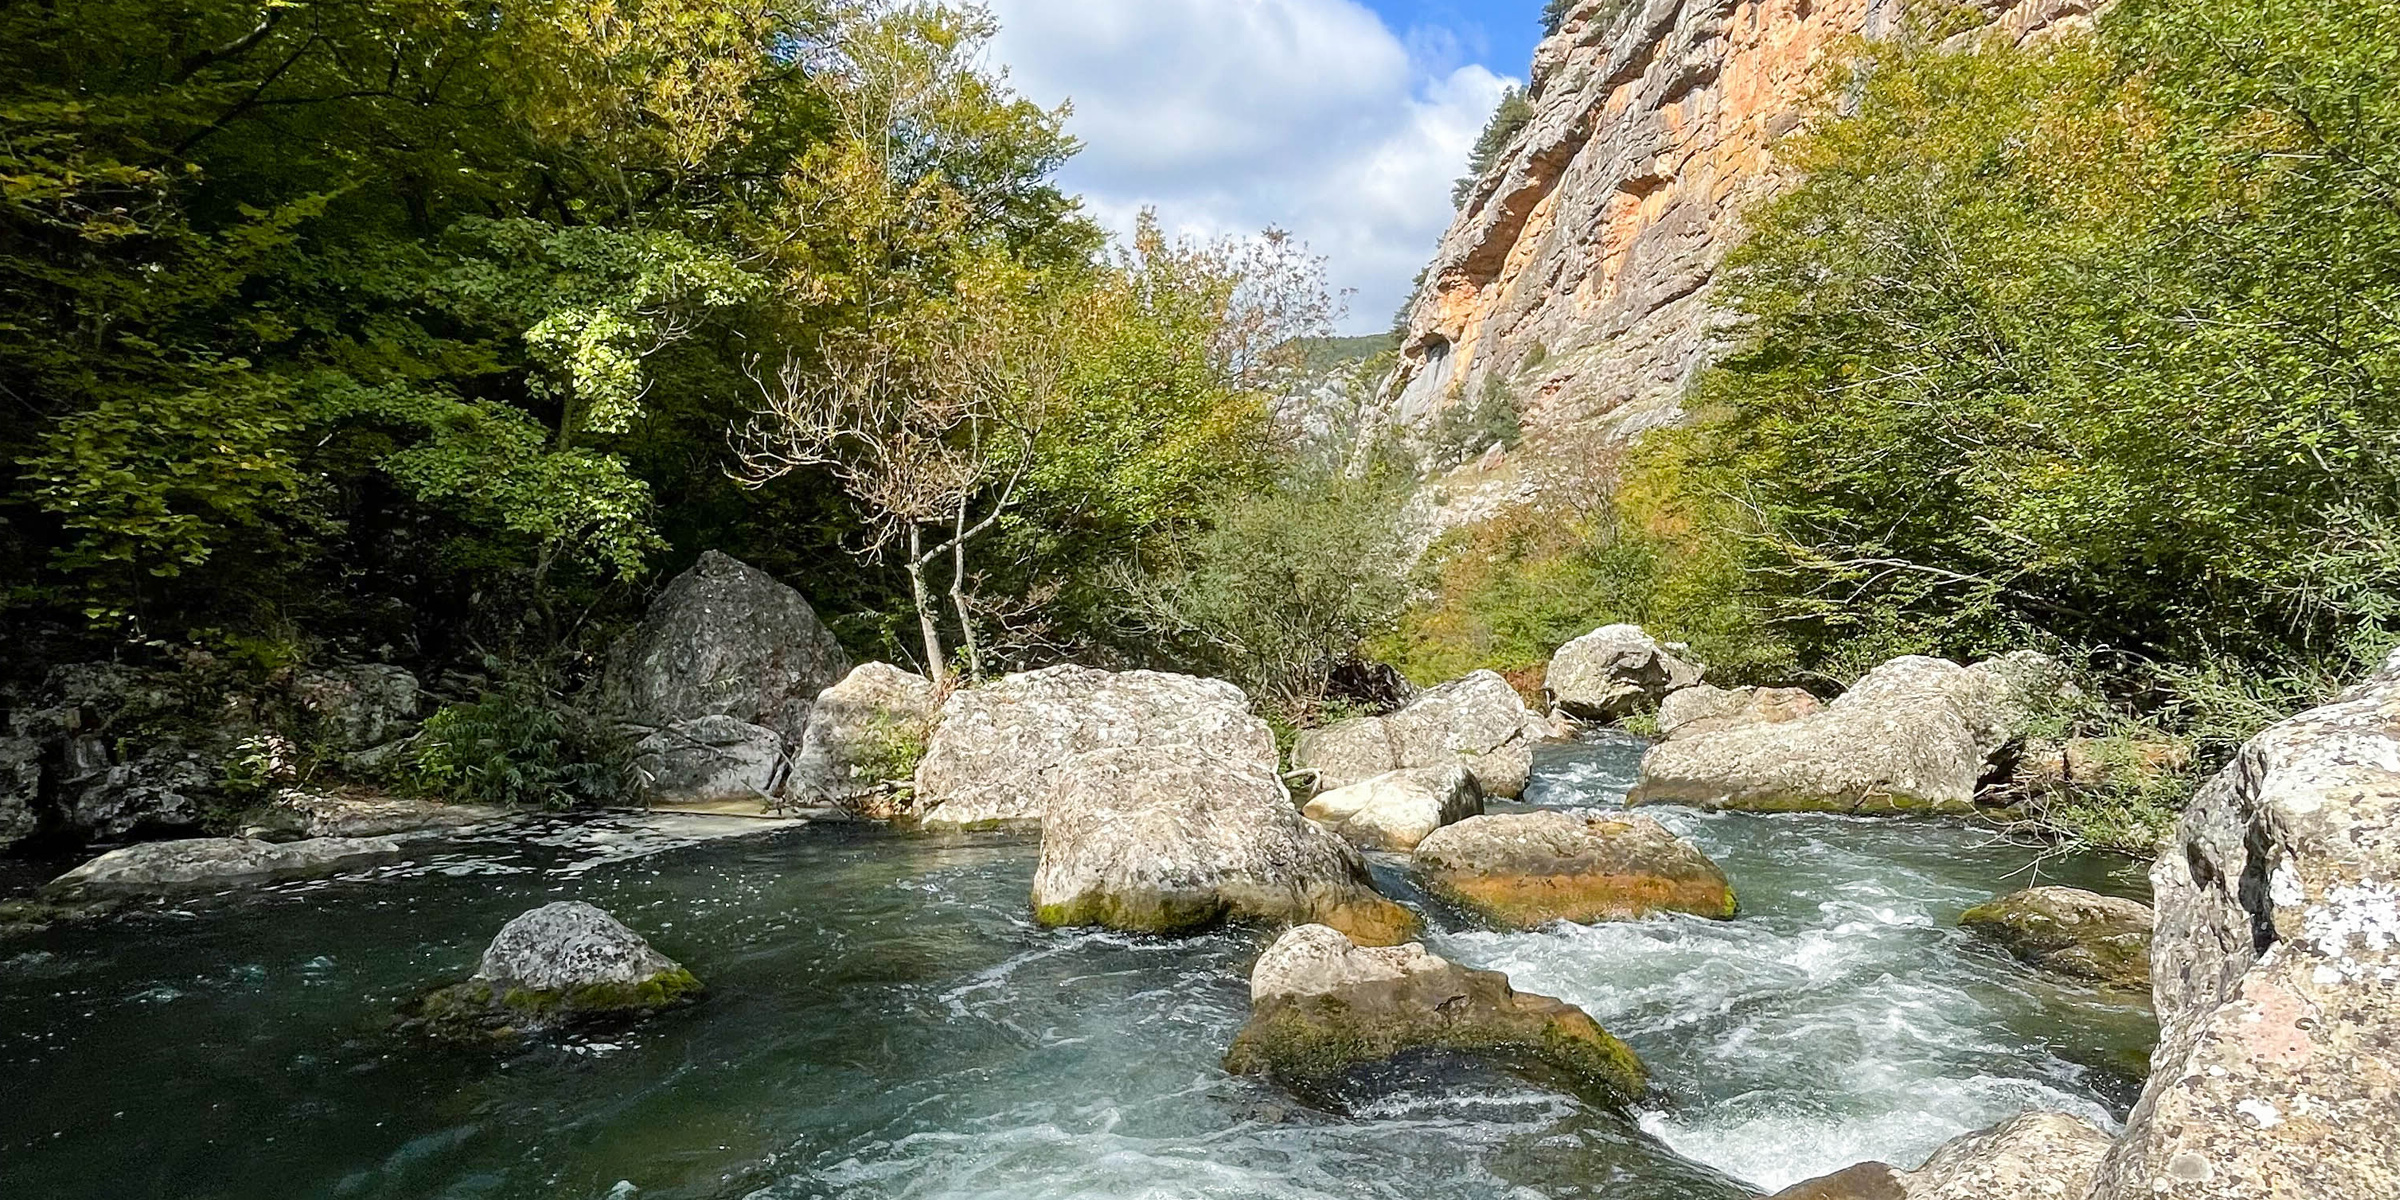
[734,303,1065,685]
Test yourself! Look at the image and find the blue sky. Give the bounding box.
[985,1,1543,334]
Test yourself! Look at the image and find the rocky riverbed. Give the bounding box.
[0,738,2155,1200]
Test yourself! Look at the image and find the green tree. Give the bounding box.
[1650,0,2400,691]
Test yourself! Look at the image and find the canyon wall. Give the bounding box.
[1383,0,2094,455]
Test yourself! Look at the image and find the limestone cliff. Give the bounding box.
[1383,0,2094,455]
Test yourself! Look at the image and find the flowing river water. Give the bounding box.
[0,734,2155,1200]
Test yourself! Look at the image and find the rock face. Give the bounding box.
[917,666,1275,829]
[1763,1111,2114,1200]
[1,736,40,848]
[1655,683,1821,741]
[1030,747,1416,946]
[1223,923,1646,1106]
[43,836,402,899]
[1961,886,2152,991]
[602,550,850,745]
[2085,652,2400,1200]
[1293,671,1551,799]
[630,715,788,805]
[1378,0,2099,463]
[1300,764,1483,852]
[1413,810,1734,927]
[785,663,938,818]
[291,664,421,752]
[415,901,701,1036]
[1629,654,2058,815]
[1545,625,1703,721]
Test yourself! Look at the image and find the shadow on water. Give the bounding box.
[0,739,2154,1199]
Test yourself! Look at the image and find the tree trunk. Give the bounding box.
[950,508,984,684]
[906,524,948,686]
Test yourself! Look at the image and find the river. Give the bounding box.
[0,734,2154,1199]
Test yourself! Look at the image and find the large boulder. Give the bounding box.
[64,742,216,840]
[602,551,850,745]
[1293,670,1552,799]
[1030,746,1416,946]
[1413,810,1736,927]
[1763,1111,2113,1200]
[630,715,787,805]
[2086,652,2400,1200]
[1961,886,2152,991]
[1545,625,1704,721]
[291,664,421,752]
[1630,654,2062,815]
[413,901,701,1037]
[1223,923,1646,1107]
[1655,684,1821,741]
[917,666,1275,829]
[43,836,402,899]
[785,663,938,818]
[1300,764,1482,852]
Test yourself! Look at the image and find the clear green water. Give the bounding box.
[0,735,2154,1199]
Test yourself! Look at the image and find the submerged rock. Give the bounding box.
[1030,746,1416,945]
[1764,1110,2113,1200]
[1544,625,1704,722]
[602,550,850,745]
[1300,764,1482,852]
[1630,654,2063,816]
[1961,886,2152,991]
[630,715,787,806]
[414,901,701,1038]
[1412,811,1735,927]
[43,836,402,899]
[1655,684,1821,741]
[917,666,1274,829]
[785,663,938,818]
[1293,671,1551,799]
[1223,923,1646,1107]
[2087,650,2400,1200]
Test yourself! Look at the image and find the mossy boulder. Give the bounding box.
[1031,746,1418,945]
[410,901,702,1038]
[1224,924,1646,1108]
[1961,886,2152,991]
[1411,810,1735,927]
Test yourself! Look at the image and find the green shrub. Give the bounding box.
[1114,467,1416,725]
[406,681,629,810]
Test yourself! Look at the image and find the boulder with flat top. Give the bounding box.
[1224,923,1646,1107]
[917,666,1275,829]
[1031,746,1416,945]
[1413,810,1735,927]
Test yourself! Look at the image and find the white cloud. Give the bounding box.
[984,0,1514,334]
